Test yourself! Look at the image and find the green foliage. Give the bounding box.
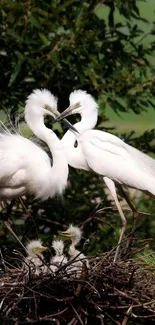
[0,0,155,259]
[1,0,155,112]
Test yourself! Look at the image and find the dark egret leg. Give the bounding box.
[4,220,27,253]
[118,186,149,256]
[2,199,15,236]
[117,186,139,256]
[118,186,138,215]
[118,185,149,218]
[103,177,127,263]
[4,200,15,221]
[1,200,27,253]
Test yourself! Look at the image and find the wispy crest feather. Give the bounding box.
[69,90,98,111]
[52,240,65,256]
[26,239,43,254]
[25,89,58,114]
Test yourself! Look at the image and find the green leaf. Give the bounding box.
[8,56,25,87]
[30,15,41,28]
[116,25,130,36]
[52,122,63,133]
[115,97,127,110]
[38,32,49,46]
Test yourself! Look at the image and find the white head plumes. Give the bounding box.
[50,239,68,273]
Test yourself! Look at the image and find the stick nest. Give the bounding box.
[0,250,155,325]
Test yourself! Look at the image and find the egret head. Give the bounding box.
[52,239,64,256]
[56,90,98,121]
[26,239,47,256]
[25,89,78,133]
[61,225,82,246]
[25,89,59,121]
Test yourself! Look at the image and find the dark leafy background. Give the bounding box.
[0,0,155,257]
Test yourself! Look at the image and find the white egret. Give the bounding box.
[61,225,89,278]
[57,90,155,262]
[50,239,68,273]
[0,89,72,201]
[24,239,47,275]
[0,88,78,249]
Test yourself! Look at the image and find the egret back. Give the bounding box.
[0,133,57,200]
[79,129,155,196]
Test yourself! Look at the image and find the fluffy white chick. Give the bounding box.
[24,239,47,275]
[50,239,68,273]
[61,225,89,278]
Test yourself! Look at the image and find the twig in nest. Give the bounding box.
[68,301,84,325]
[121,306,132,325]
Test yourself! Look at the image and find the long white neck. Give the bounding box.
[69,244,80,258]
[61,111,98,170]
[26,115,68,199]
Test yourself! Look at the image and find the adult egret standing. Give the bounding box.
[0,89,72,201]
[0,89,77,248]
[57,90,155,262]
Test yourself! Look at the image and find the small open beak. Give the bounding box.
[60,231,72,238]
[55,102,81,122]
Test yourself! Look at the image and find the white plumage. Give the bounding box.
[0,89,69,202]
[24,239,47,275]
[61,225,89,278]
[57,89,155,261]
[50,239,68,273]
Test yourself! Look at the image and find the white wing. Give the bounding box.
[79,130,155,196]
[0,133,52,199]
[0,133,51,181]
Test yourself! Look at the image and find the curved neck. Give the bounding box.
[26,116,68,196]
[60,111,98,169]
[69,244,80,257]
[61,110,98,146]
[29,118,65,161]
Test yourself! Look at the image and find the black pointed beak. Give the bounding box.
[61,118,79,134]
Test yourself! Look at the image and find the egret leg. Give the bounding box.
[4,220,27,253]
[4,199,15,221]
[103,177,127,263]
[118,186,138,215]
[118,186,142,256]
[0,200,27,253]
[0,200,15,236]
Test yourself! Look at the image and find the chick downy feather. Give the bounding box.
[50,240,68,273]
[65,225,89,278]
[24,239,46,275]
